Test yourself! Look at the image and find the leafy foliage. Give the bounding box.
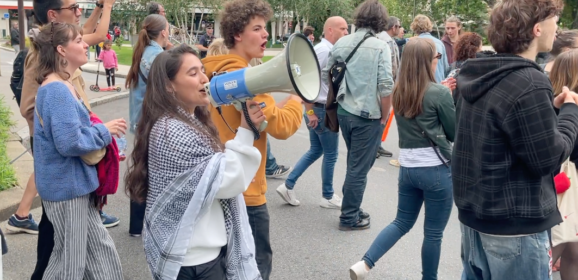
[0,97,17,191]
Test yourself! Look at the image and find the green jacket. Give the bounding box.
[395,83,455,160]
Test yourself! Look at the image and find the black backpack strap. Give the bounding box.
[344,32,373,64]
[138,67,148,84]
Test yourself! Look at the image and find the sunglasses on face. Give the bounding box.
[53,3,80,13]
[434,53,442,60]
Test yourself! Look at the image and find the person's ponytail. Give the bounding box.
[125,14,167,89]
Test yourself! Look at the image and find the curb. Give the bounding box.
[0,92,129,222]
[0,45,14,52]
[83,68,128,78]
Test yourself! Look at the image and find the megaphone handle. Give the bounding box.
[241,102,261,140]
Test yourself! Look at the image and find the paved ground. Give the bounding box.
[0,48,561,280]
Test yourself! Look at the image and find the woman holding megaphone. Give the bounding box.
[125,44,263,279]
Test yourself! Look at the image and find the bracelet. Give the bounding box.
[95,2,104,8]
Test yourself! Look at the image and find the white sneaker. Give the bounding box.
[349,261,370,280]
[276,183,300,206]
[320,194,342,209]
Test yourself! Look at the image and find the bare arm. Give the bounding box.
[83,0,115,46]
[82,1,103,34]
[380,96,392,124]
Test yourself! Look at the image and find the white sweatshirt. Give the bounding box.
[182,127,260,266]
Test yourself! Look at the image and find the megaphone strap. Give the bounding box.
[241,102,261,140]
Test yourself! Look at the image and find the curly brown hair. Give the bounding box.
[220,0,273,49]
[454,32,483,62]
[488,0,564,54]
[353,0,389,33]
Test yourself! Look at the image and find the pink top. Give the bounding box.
[98,49,118,69]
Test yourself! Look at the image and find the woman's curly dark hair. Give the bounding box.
[353,0,389,33]
[220,0,273,49]
[454,32,483,62]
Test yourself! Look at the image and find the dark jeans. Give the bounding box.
[265,140,278,174]
[338,114,382,226]
[177,246,227,280]
[363,165,453,280]
[247,204,272,280]
[95,44,101,58]
[31,202,54,280]
[130,200,146,235]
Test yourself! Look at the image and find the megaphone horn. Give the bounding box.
[204,33,321,107]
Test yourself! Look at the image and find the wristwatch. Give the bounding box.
[95,1,104,8]
[306,109,314,116]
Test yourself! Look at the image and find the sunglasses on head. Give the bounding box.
[53,3,80,13]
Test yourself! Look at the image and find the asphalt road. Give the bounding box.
[0,59,562,279]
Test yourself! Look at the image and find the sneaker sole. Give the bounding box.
[349,268,359,280]
[266,167,293,178]
[320,203,341,209]
[339,224,371,231]
[276,188,300,206]
[6,223,39,235]
[103,220,120,228]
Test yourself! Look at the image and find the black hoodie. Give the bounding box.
[453,54,578,235]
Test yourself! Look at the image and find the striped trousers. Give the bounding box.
[42,195,123,280]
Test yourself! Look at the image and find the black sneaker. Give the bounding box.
[266,165,292,178]
[339,219,371,231]
[359,210,370,220]
[377,147,393,157]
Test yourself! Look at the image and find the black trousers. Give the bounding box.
[30,202,54,280]
[105,68,116,87]
[247,203,272,280]
[177,246,227,280]
[129,200,146,235]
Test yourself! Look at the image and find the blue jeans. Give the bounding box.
[363,165,453,280]
[285,106,339,199]
[265,140,278,174]
[338,113,382,226]
[461,224,552,280]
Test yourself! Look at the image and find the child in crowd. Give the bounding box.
[98,40,119,90]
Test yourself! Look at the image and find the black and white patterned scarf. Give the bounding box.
[143,110,261,280]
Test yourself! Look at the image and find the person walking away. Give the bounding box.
[126,14,170,237]
[547,49,578,280]
[441,16,461,65]
[375,16,402,159]
[98,39,119,90]
[543,29,578,74]
[32,22,126,280]
[322,0,394,231]
[11,22,20,53]
[276,16,349,208]
[349,38,455,280]
[126,44,264,280]
[202,0,304,278]
[453,1,578,279]
[448,32,483,105]
[410,15,450,83]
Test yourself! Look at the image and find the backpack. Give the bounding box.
[10,49,28,107]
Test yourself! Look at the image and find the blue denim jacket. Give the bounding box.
[419,33,450,83]
[322,28,393,119]
[129,41,163,132]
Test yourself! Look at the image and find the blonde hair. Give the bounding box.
[550,49,578,97]
[207,38,229,56]
[411,14,433,35]
[392,38,437,118]
[249,58,262,66]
